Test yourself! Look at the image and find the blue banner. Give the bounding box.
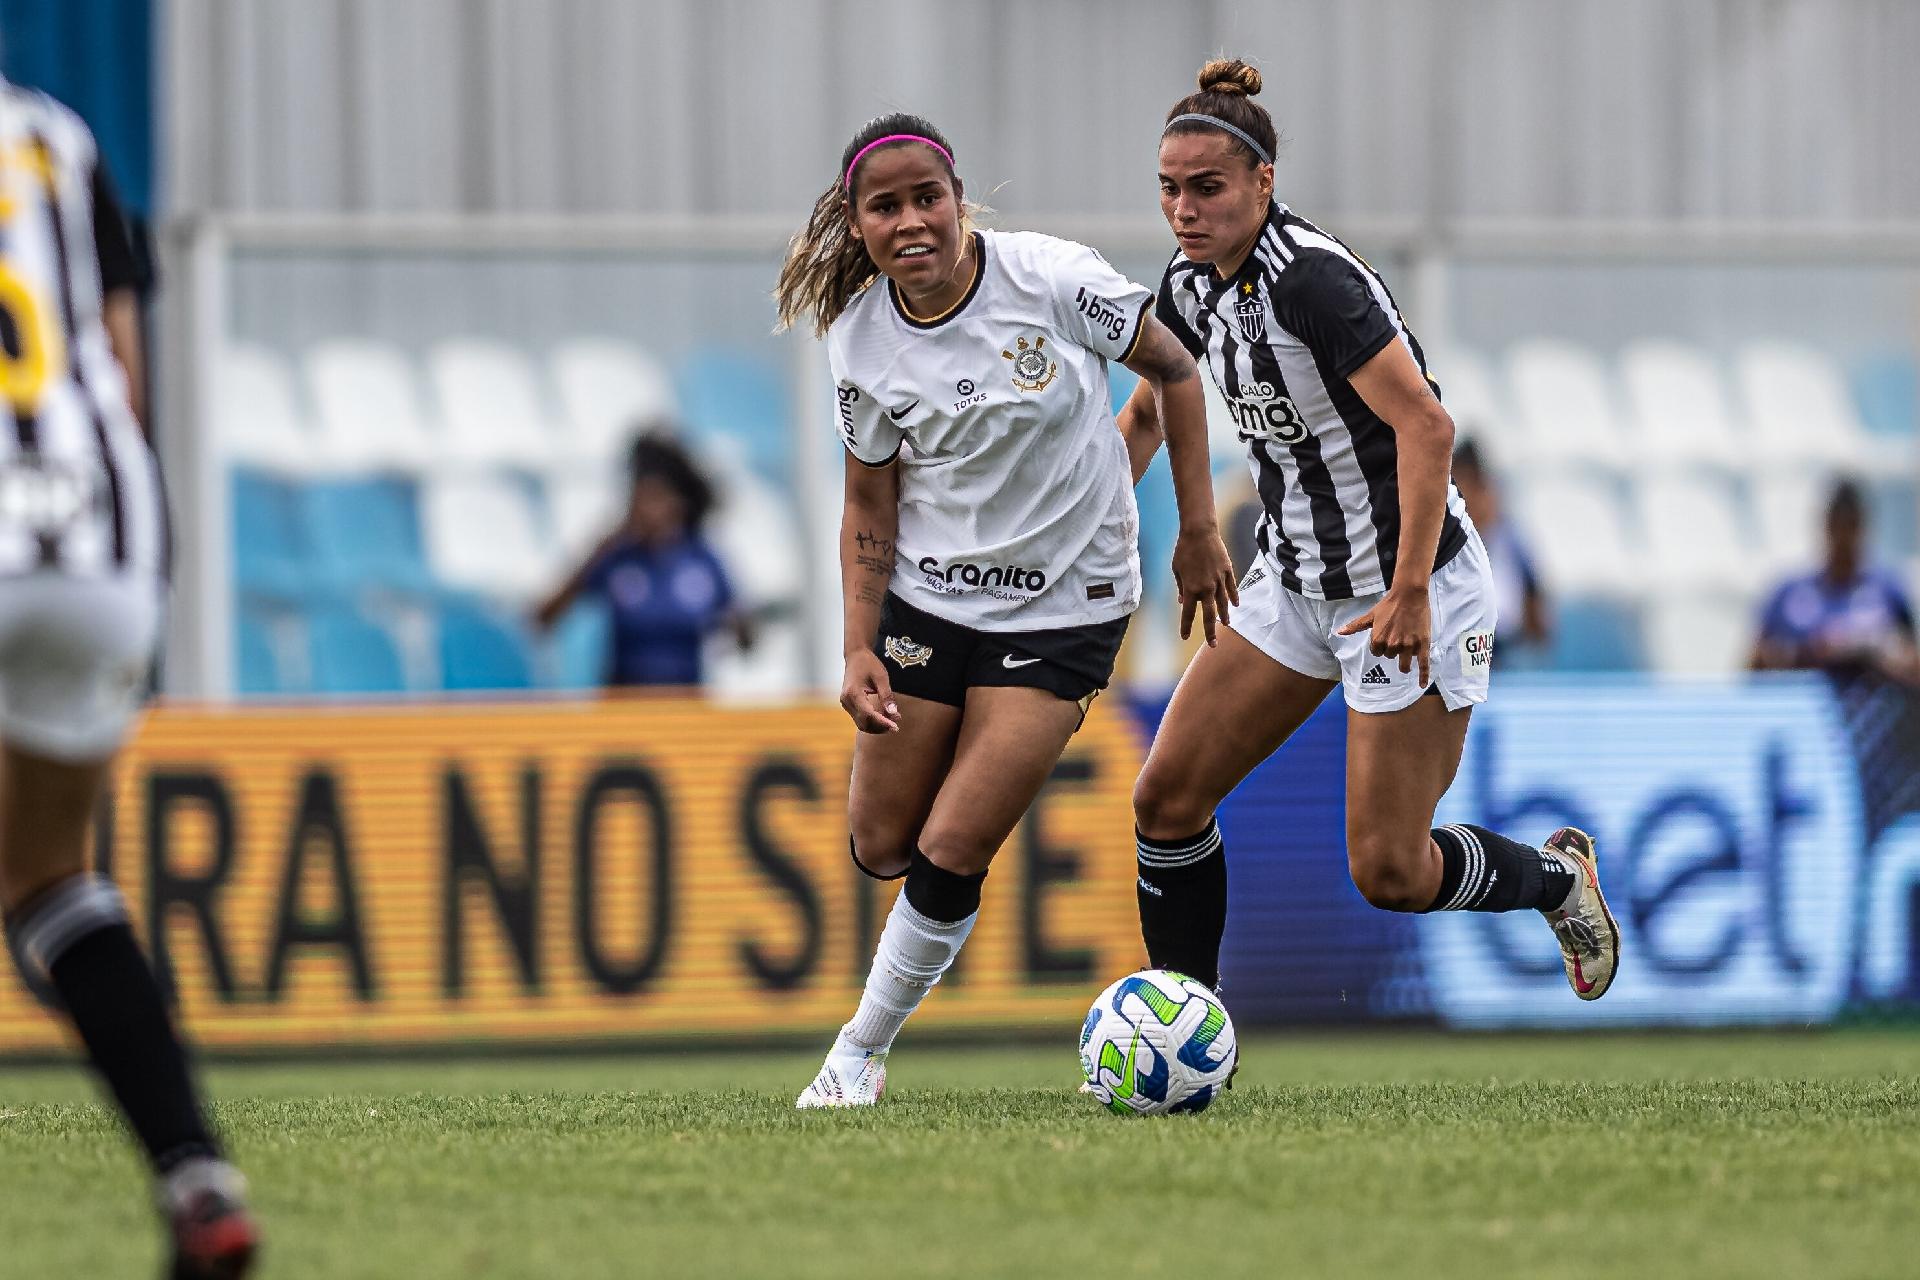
[1131,674,1920,1028]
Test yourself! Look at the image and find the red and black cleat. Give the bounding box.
[165,1161,259,1280]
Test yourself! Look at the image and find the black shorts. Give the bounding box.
[873,592,1129,711]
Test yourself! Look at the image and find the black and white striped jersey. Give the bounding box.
[0,78,162,579]
[1156,202,1468,601]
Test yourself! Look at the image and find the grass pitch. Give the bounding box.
[2,1031,1916,1278]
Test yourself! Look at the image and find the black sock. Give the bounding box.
[1424,825,1576,913]
[1136,819,1227,990]
[7,876,219,1174]
[904,851,987,924]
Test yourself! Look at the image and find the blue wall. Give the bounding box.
[0,0,153,214]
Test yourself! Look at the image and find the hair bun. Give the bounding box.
[1197,58,1262,97]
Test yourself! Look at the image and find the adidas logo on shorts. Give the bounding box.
[1361,664,1392,686]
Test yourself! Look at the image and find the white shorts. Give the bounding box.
[0,573,162,762]
[1228,530,1498,715]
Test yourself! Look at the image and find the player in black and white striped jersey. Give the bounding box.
[1119,59,1621,1007]
[0,76,257,1276]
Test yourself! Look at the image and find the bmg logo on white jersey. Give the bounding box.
[1072,286,1129,346]
[1225,382,1312,446]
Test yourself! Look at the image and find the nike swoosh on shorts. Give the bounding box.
[1002,655,1042,668]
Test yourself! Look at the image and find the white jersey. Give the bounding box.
[828,229,1151,630]
[0,79,163,580]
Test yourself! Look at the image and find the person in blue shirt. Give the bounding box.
[1452,439,1551,664]
[535,431,752,687]
[1752,478,1918,685]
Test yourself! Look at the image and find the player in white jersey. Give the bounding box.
[775,113,1235,1106]
[0,78,258,1276]
[1121,61,1620,1007]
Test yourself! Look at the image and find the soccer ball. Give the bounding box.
[1078,969,1237,1115]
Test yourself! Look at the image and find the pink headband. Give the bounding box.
[844,135,955,191]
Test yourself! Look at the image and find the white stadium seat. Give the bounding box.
[1506,338,1631,474]
[306,340,440,471]
[1433,347,1522,466]
[1634,473,1764,594]
[429,340,559,470]
[1736,342,1870,470]
[550,338,678,467]
[1750,467,1836,573]
[1643,591,1756,675]
[420,473,551,599]
[1512,472,1642,598]
[1619,340,1743,475]
[543,469,625,572]
[218,345,318,473]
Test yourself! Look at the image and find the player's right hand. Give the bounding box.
[841,650,901,733]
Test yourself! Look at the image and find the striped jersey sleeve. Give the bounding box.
[1266,251,1398,379]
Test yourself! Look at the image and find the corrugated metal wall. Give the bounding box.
[162,0,1920,224]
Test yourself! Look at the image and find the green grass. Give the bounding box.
[3,1032,1917,1278]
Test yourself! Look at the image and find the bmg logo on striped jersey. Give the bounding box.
[1224,381,1312,446]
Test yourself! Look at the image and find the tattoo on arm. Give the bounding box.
[851,527,895,580]
[1130,320,1199,385]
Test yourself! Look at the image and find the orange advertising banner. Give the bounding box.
[0,696,1147,1054]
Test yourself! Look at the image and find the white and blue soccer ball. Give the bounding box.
[1078,968,1238,1115]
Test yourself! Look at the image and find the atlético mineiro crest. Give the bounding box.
[1234,280,1267,344]
[1002,335,1058,393]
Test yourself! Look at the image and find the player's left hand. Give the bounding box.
[1338,584,1432,686]
[1172,526,1239,647]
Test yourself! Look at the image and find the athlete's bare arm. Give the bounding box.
[1336,340,1456,683]
[1124,315,1237,643]
[840,453,903,732]
[1116,377,1163,485]
[101,290,146,430]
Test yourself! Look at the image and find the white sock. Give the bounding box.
[838,894,977,1053]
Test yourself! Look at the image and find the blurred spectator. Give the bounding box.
[1451,439,1551,659]
[1751,478,1918,685]
[534,430,753,687]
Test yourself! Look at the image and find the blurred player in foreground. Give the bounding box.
[1121,60,1619,1003]
[0,78,257,1276]
[1751,477,1919,686]
[774,113,1234,1106]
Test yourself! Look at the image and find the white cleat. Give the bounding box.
[1540,827,1620,1001]
[796,1044,888,1109]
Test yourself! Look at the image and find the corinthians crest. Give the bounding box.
[1233,279,1267,344]
[1001,335,1059,393]
[884,635,933,668]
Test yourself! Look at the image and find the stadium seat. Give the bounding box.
[1750,467,1832,571]
[544,469,625,570]
[300,476,435,595]
[428,340,559,470]
[1735,342,1870,471]
[307,340,441,471]
[1853,353,1917,439]
[676,348,791,479]
[306,605,408,694]
[420,472,551,599]
[235,606,283,695]
[1618,340,1742,475]
[550,338,677,466]
[703,438,806,608]
[219,346,318,473]
[1643,591,1756,675]
[1512,472,1642,598]
[1541,596,1647,672]
[1505,339,1631,474]
[1433,347,1521,466]
[437,598,535,691]
[1634,473,1763,594]
[547,599,611,689]
[230,468,309,600]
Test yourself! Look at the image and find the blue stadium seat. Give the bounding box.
[235,606,283,695]
[230,468,308,599]
[550,600,611,689]
[1543,597,1647,672]
[1854,354,1917,439]
[300,476,435,595]
[439,598,534,691]
[675,349,789,476]
[306,605,408,694]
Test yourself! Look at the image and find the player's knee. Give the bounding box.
[847,816,913,880]
[917,828,996,877]
[1348,845,1429,913]
[1132,767,1211,840]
